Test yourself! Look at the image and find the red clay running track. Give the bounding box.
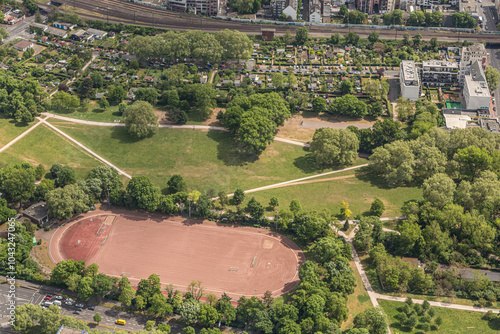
[50,210,305,299]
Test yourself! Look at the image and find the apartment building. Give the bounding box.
[271,0,297,19]
[169,0,218,15]
[421,60,459,87]
[463,60,491,110]
[459,43,487,85]
[357,0,393,14]
[400,60,420,101]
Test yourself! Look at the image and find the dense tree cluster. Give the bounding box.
[218,93,291,155]
[393,299,440,332]
[0,71,47,123]
[310,128,359,166]
[451,11,477,28]
[370,127,500,187]
[406,10,444,27]
[127,30,253,63]
[229,0,261,14]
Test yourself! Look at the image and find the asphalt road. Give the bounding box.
[488,47,500,116]
[0,282,153,331]
[3,16,35,44]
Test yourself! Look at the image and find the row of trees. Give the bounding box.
[127,30,253,63]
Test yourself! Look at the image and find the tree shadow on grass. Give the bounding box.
[206,130,258,166]
[355,170,393,190]
[109,126,144,144]
[293,153,323,174]
[8,118,32,128]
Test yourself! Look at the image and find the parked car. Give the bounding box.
[73,310,80,315]
[55,296,63,300]
[44,296,51,301]
[88,305,95,310]
[75,303,84,308]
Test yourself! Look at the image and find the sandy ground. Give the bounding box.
[277,113,377,143]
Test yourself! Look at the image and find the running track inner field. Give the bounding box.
[50,213,305,298]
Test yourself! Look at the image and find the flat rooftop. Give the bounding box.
[401,60,418,84]
[422,60,458,69]
[465,76,491,98]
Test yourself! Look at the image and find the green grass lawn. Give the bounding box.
[0,116,35,149]
[47,120,343,193]
[379,299,500,334]
[236,172,422,217]
[342,260,372,330]
[0,124,103,180]
[48,101,129,123]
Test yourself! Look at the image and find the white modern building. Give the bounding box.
[459,43,487,86]
[400,60,420,101]
[463,60,491,110]
[283,4,297,20]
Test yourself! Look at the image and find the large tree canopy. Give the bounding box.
[123,101,159,139]
[128,30,253,62]
[310,128,360,166]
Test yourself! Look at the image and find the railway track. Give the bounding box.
[49,0,499,43]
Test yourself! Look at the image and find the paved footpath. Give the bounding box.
[38,117,132,179]
[0,117,45,153]
[42,113,309,147]
[335,228,500,315]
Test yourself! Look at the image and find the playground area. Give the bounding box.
[49,211,304,298]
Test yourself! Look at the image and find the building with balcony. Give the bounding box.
[421,60,459,87]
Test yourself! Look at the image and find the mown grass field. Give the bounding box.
[379,300,500,334]
[0,124,103,180]
[0,116,35,149]
[342,260,372,330]
[236,172,422,217]
[47,101,129,123]
[48,120,349,192]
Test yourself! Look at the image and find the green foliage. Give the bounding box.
[166,174,188,194]
[310,128,360,166]
[128,30,252,62]
[451,11,477,28]
[50,91,80,113]
[369,198,385,217]
[46,184,89,219]
[328,94,367,117]
[123,101,159,139]
[295,27,309,45]
[246,197,265,220]
[220,92,290,155]
[127,176,160,212]
[485,66,499,91]
[353,307,388,334]
[311,97,326,113]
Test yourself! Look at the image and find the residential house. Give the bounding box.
[13,40,33,52]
